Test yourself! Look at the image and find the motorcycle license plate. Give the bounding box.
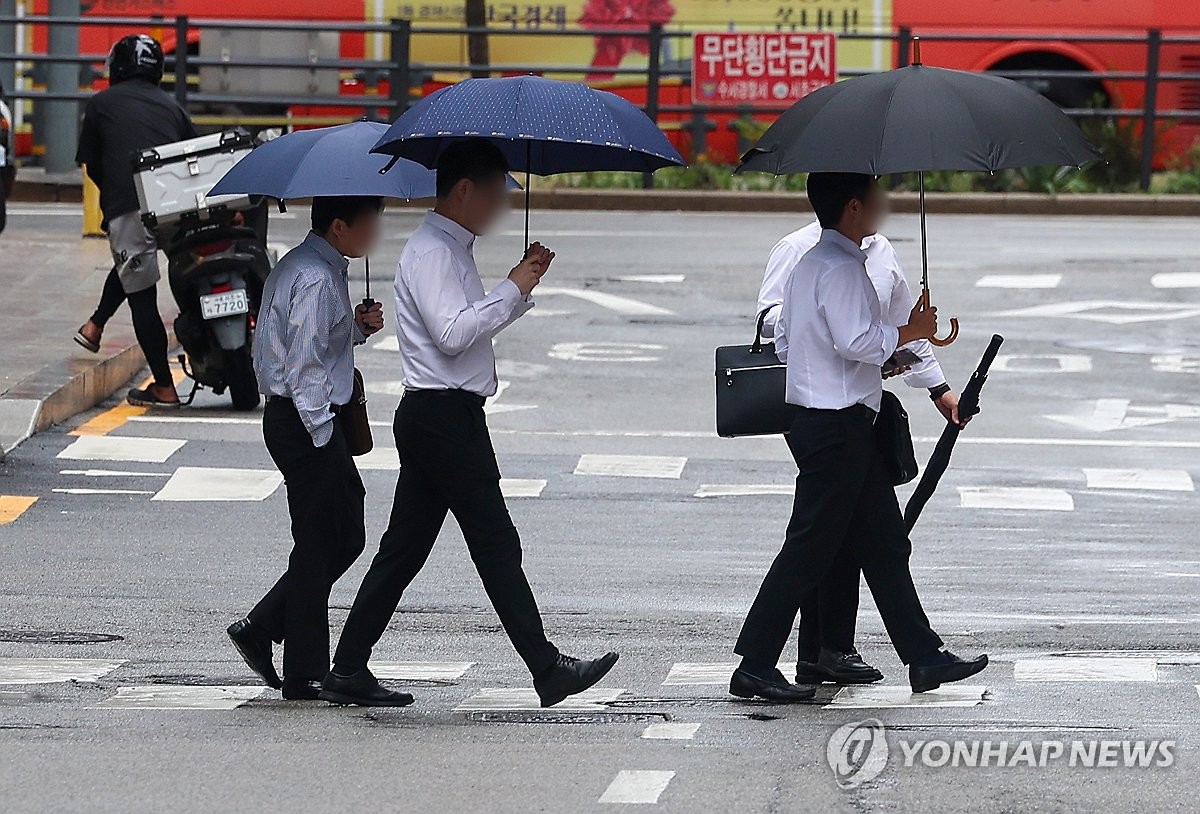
[200,289,249,320]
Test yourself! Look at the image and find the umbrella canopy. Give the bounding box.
[370,75,685,174]
[208,121,437,200]
[737,64,1101,176]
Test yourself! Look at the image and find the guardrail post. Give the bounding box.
[174,15,189,109]
[689,107,709,160]
[44,0,81,174]
[389,18,412,117]
[642,23,663,189]
[1138,28,1161,192]
[896,26,912,69]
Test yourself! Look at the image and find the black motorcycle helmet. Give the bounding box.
[107,34,165,85]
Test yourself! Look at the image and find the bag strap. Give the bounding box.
[751,306,777,354]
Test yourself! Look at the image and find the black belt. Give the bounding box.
[402,388,487,408]
[796,403,878,422]
[267,395,346,414]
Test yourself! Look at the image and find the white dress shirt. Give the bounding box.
[394,211,533,396]
[758,220,945,390]
[775,228,900,412]
[254,231,365,447]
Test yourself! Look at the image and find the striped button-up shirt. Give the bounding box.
[254,231,365,447]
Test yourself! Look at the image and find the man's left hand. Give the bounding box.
[355,300,384,336]
[933,389,970,428]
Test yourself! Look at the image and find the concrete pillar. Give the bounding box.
[43,0,80,174]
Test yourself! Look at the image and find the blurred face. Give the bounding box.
[845,179,887,238]
[328,206,382,259]
[459,171,510,235]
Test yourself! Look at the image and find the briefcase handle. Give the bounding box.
[751,306,778,354]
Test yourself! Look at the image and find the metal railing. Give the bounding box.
[1,14,1198,189]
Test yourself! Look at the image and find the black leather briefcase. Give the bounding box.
[714,308,794,437]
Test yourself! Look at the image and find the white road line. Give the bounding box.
[57,435,186,464]
[598,770,675,805]
[130,415,258,425]
[368,334,400,352]
[356,447,400,470]
[536,286,674,316]
[613,274,685,284]
[958,487,1074,512]
[662,662,796,686]
[370,662,474,682]
[1051,650,1200,664]
[574,454,687,479]
[1151,272,1200,288]
[825,685,988,709]
[694,484,791,498]
[1083,468,1194,492]
[642,722,701,740]
[1014,658,1158,682]
[991,354,1093,374]
[548,341,665,363]
[0,658,126,685]
[59,469,170,477]
[996,300,1200,324]
[94,685,265,709]
[152,467,283,502]
[501,479,547,498]
[454,687,625,712]
[53,488,156,496]
[976,273,1062,289]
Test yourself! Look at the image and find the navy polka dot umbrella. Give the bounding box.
[371,75,685,243]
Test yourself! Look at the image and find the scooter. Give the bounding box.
[159,201,272,410]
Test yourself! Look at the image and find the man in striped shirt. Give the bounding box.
[226,196,386,702]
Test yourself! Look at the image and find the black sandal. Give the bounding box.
[127,387,182,408]
[73,327,101,354]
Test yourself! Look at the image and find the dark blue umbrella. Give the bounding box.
[209,120,437,201]
[371,75,685,241]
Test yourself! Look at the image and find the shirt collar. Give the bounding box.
[303,231,350,275]
[820,228,869,262]
[425,210,476,250]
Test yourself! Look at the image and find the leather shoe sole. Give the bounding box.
[319,688,414,707]
[910,654,989,693]
[729,668,816,704]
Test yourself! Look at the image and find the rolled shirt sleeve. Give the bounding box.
[408,247,527,356]
[285,276,337,447]
[817,262,899,366]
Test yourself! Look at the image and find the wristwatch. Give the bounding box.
[928,383,951,401]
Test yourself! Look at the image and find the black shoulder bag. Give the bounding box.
[714,308,795,437]
[875,389,918,485]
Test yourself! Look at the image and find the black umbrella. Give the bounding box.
[737,39,1101,345]
[903,334,1003,531]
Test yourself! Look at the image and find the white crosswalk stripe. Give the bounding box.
[94,686,266,710]
[825,684,989,709]
[958,486,1075,511]
[152,467,283,501]
[0,658,125,685]
[371,662,475,682]
[57,435,185,463]
[662,662,797,685]
[454,687,625,712]
[1082,468,1194,492]
[598,770,675,804]
[642,722,701,740]
[574,454,687,479]
[1014,657,1158,682]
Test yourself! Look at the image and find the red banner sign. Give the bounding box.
[692,32,837,108]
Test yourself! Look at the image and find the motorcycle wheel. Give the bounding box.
[224,347,260,411]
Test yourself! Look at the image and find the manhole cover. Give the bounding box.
[0,629,123,644]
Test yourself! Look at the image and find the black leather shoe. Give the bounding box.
[319,669,415,707]
[282,679,323,701]
[729,668,816,703]
[227,618,282,690]
[534,652,619,708]
[817,648,884,685]
[909,650,989,693]
[794,659,828,684]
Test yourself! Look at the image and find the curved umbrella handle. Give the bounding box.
[930,317,960,347]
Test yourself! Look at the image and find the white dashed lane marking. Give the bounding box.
[958,486,1074,512]
[1014,658,1158,682]
[454,687,625,712]
[370,662,475,682]
[94,686,266,709]
[57,435,186,464]
[612,274,685,284]
[694,484,791,498]
[598,770,675,805]
[500,479,547,498]
[991,354,1093,374]
[1083,468,1194,492]
[642,722,701,740]
[0,658,125,685]
[976,273,1062,289]
[1150,272,1200,288]
[59,469,169,477]
[53,488,155,496]
[152,467,283,502]
[662,662,796,685]
[825,685,989,709]
[574,454,687,479]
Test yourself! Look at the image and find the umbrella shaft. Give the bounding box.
[919,170,929,294]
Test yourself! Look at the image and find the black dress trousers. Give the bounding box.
[332,389,560,677]
[796,546,861,662]
[736,404,943,667]
[248,398,366,681]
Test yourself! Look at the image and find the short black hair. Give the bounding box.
[311,196,383,234]
[806,173,875,230]
[435,138,509,199]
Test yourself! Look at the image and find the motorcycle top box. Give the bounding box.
[134,130,255,230]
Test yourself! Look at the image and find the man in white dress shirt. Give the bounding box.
[730,173,987,702]
[757,222,968,687]
[322,139,618,708]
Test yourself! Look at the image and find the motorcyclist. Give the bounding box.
[73,34,197,407]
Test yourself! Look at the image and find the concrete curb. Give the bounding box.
[12,177,1200,216]
[0,335,174,460]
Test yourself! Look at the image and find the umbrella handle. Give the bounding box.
[920,288,960,347]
